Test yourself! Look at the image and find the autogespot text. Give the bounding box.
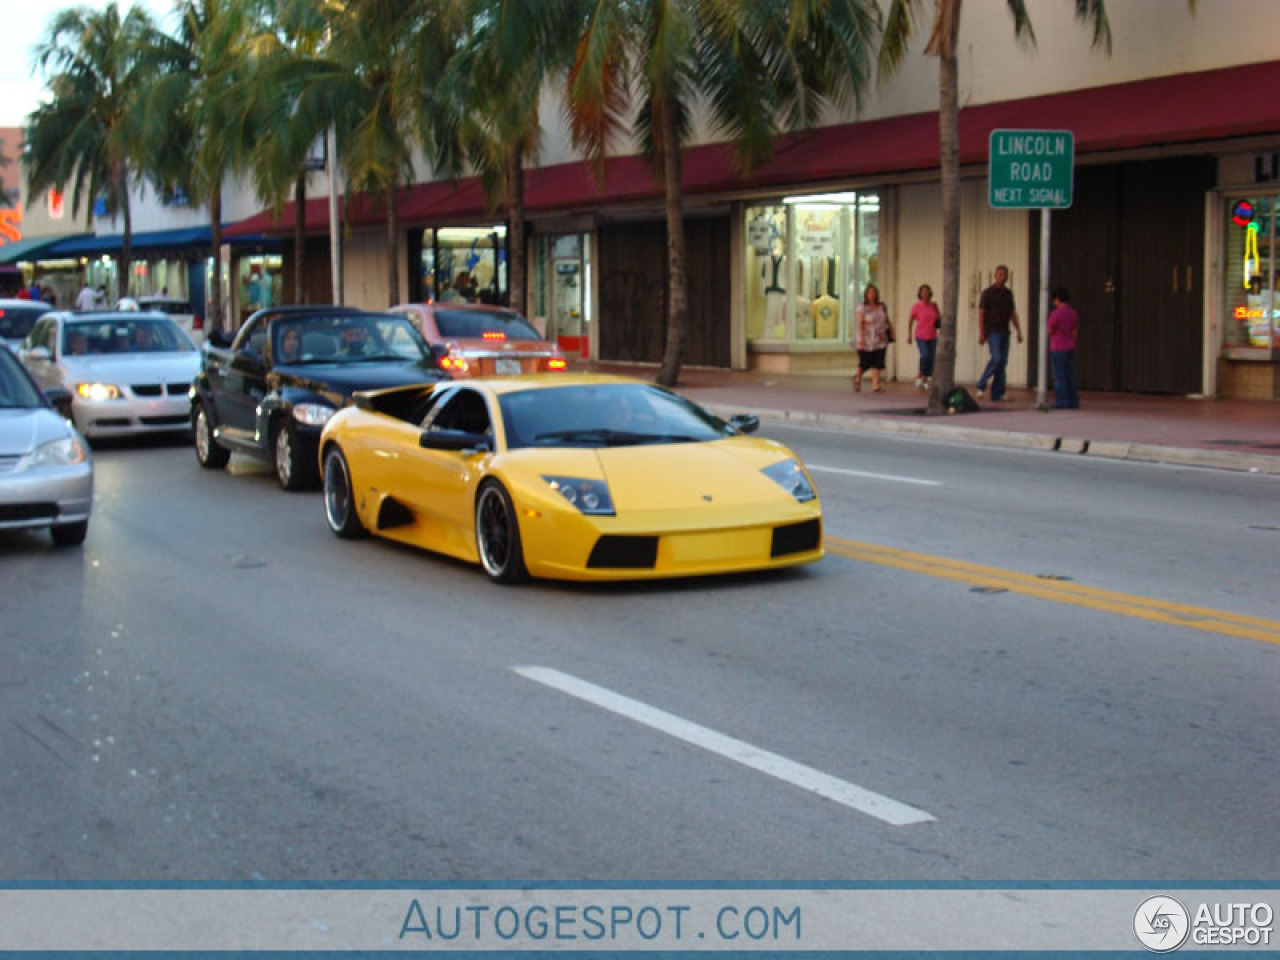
[399,899,802,945]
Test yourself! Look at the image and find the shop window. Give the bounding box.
[420,226,508,305]
[239,255,282,314]
[745,192,880,347]
[1224,196,1278,350]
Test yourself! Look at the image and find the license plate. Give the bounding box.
[495,358,522,375]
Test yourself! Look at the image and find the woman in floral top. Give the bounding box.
[852,283,891,393]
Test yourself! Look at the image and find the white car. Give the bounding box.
[117,295,203,346]
[0,346,93,545]
[19,311,201,439]
[0,298,53,354]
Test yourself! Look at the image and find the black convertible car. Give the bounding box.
[192,305,444,489]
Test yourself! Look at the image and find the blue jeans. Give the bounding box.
[916,338,936,378]
[1050,349,1079,409]
[977,332,1010,400]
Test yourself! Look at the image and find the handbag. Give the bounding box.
[885,321,896,344]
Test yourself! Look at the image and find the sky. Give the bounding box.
[0,0,172,128]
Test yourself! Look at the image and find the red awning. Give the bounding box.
[224,59,1280,237]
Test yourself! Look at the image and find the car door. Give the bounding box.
[215,316,270,440]
[20,316,60,389]
[398,386,494,558]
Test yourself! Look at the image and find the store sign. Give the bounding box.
[0,205,21,244]
[989,129,1074,209]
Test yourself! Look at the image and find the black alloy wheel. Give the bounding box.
[322,446,366,539]
[475,480,528,584]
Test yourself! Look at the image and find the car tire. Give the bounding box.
[322,446,366,539]
[475,480,528,585]
[272,419,315,491]
[50,520,88,547]
[193,402,230,469]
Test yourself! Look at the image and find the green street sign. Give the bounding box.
[988,129,1074,209]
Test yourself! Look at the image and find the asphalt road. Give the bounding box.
[2,427,1277,882]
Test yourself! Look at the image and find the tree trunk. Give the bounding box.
[507,145,526,315]
[208,187,224,335]
[926,19,961,415]
[386,186,399,307]
[294,174,306,304]
[119,194,133,301]
[655,97,688,388]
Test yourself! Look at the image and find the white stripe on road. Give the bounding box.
[514,666,935,826]
[807,463,942,486]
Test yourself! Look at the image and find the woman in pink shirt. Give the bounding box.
[907,283,940,390]
[1047,286,1080,409]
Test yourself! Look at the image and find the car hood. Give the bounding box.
[0,407,75,456]
[61,352,201,384]
[593,438,799,511]
[274,360,441,395]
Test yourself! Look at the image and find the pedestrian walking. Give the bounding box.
[852,283,891,393]
[75,282,97,312]
[1047,286,1080,409]
[908,283,940,390]
[976,264,1023,401]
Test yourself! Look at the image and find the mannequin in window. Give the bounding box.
[761,241,787,338]
[811,258,839,339]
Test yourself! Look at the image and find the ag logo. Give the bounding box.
[1134,896,1190,952]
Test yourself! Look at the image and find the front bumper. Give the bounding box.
[0,461,94,532]
[73,393,192,437]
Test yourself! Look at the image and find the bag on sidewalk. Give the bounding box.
[945,386,979,414]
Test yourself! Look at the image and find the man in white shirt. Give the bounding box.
[75,283,97,311]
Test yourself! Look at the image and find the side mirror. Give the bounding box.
[44,385,73,419]
[234,350,266,375]
[206,328,232,349]
[728,413,760,435]
[25,346,51,362]
[419,428,492,452]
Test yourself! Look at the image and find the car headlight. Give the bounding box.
[543,475,615,516]
[30,434,88,468]
[74,382,121,402]
[762,459,817,502]
[292,403,336,426]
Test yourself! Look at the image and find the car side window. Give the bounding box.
[425,388,491,435]
[37,318,57,353]
[234,316,265,354]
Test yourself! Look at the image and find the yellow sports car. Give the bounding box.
[318,374,822,583]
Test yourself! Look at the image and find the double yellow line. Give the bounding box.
[824,536,1280,646]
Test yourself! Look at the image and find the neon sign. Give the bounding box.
[1244,221,1260,290]
[0,204,22,245]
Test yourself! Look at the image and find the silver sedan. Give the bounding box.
[19,311,201,439]
[0,346,93,546]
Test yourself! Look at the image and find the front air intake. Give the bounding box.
[587,536,659,569]
[771,518,821,557]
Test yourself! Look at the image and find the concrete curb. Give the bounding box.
[706,403,1280,476]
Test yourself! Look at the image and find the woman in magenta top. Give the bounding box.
[907,283,940,390]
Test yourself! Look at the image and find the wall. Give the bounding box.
[893,180,1031,386]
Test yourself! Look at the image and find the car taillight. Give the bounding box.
[438,341,470,375]
[546,356,567,371]
[193,314,203,330]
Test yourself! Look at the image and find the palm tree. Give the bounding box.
[879,0,1113,414]
[283,0,462,307]
[432,0,582,316]
[26,3,160,299]
[138,0,260,336]
[566,0,878,386]
[237,0,336,304]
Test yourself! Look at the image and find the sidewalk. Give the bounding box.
[581,362,1280,475]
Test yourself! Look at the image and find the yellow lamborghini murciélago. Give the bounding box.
[318,374,822,584]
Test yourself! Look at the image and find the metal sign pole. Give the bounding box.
[1037,209,1051,411]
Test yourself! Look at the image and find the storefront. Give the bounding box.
[1215,157,1280,399]
[743,191,880,371]
[414,225,508,305]
[530,232,592,356]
